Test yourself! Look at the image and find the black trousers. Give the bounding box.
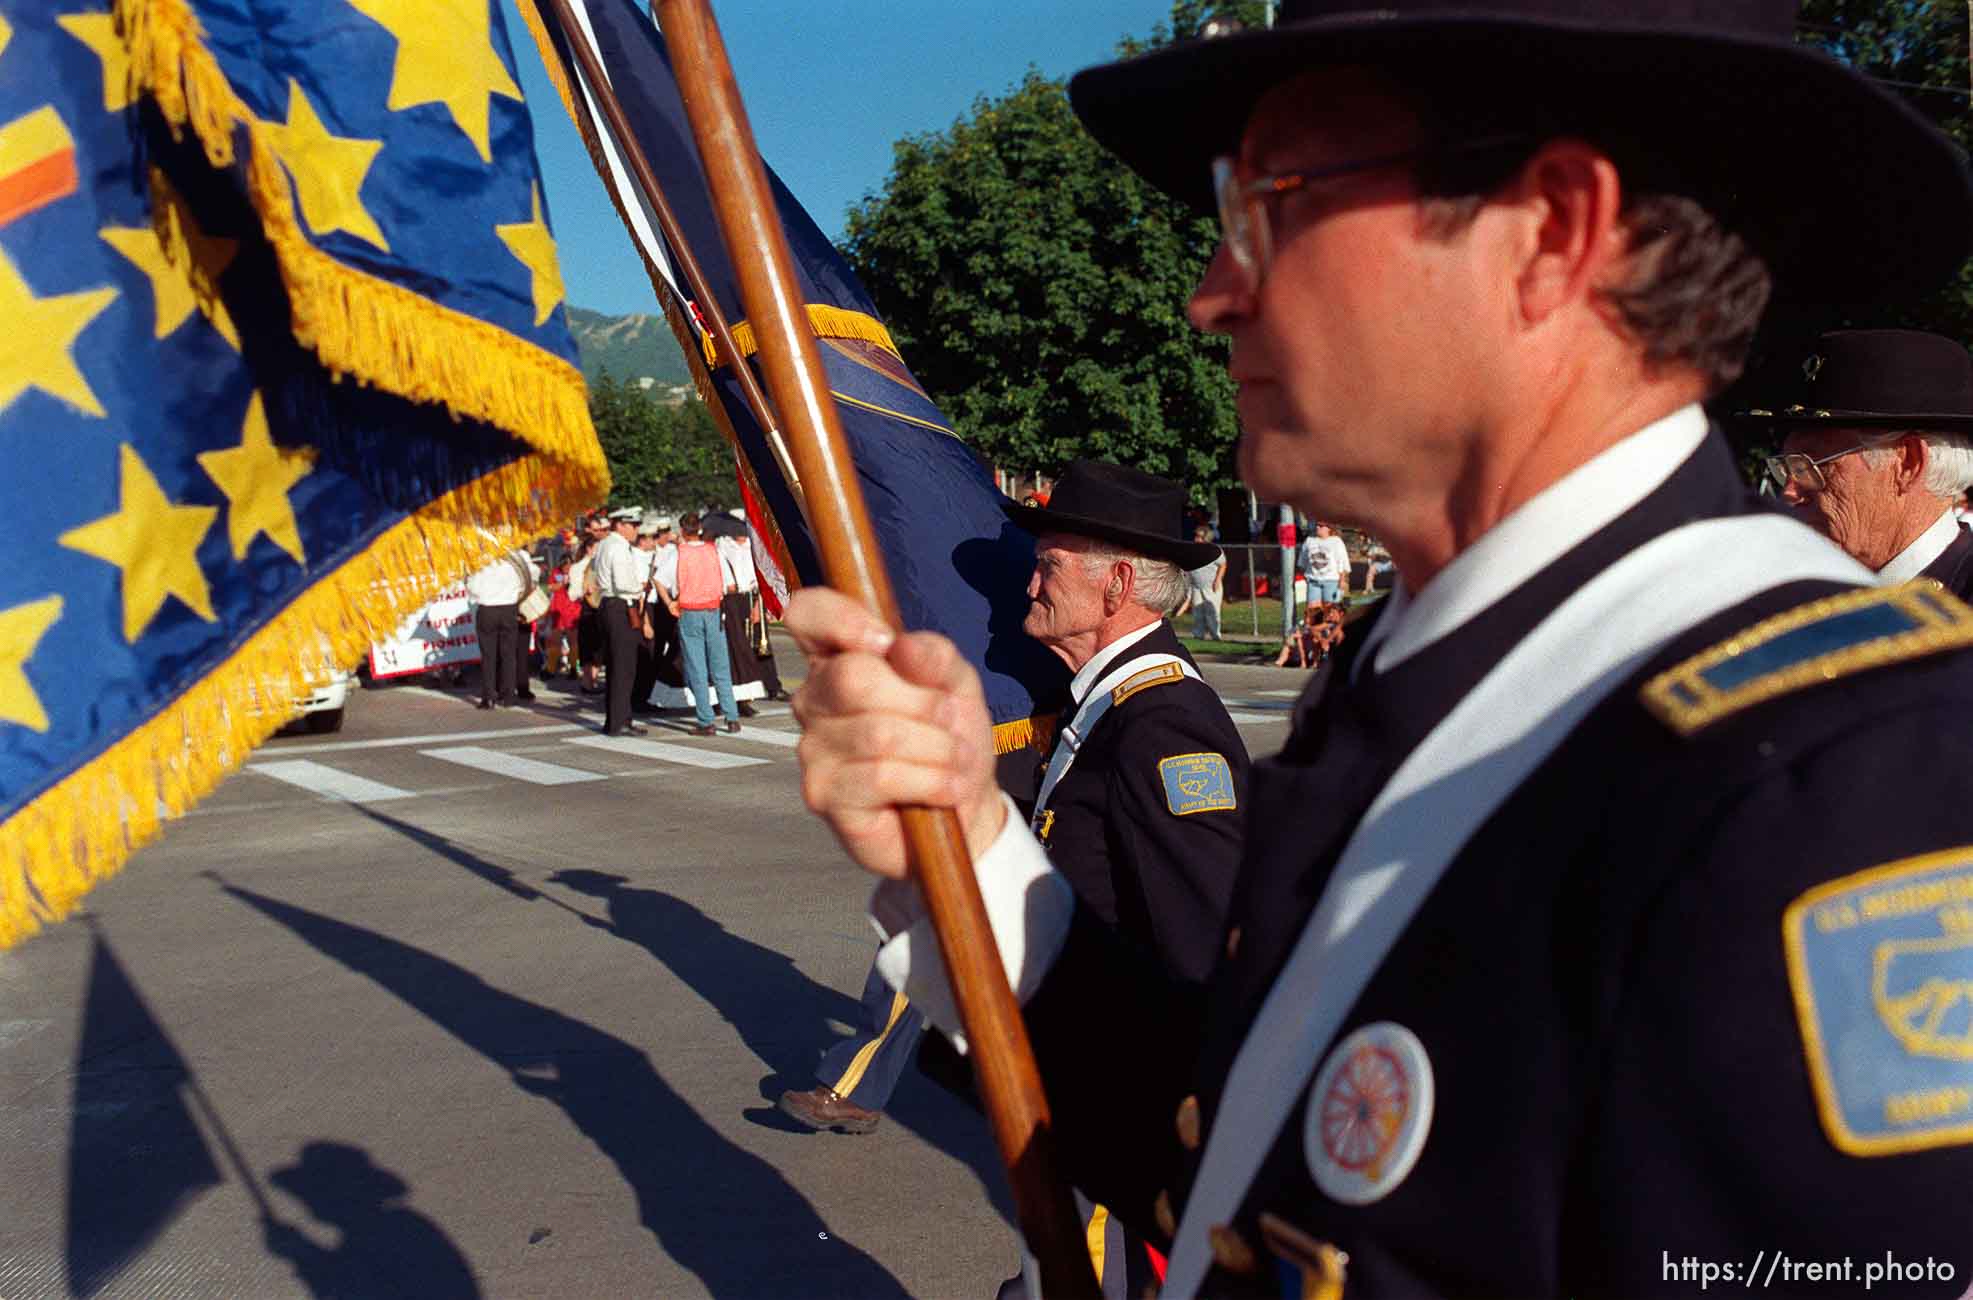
[514,615,533,697]
[631,601,664,709]
[474,603,518,703]
[600,597,639,733]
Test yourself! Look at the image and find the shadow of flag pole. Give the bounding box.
[553,0,1099,1292]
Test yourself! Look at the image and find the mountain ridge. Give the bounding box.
[567,305,692,388]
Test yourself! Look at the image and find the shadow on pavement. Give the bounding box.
[215,879,906,1299]
[65,928,223,1297]
[264,1143,478,1298]
[543,869,1017,1228]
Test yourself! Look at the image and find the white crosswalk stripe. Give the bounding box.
[563,735,771,769]
[250,760,416,803]
[1224,711,1287,725]
[419,746,606,785]
[720,727,800,748]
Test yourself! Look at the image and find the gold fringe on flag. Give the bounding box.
[0,1,615,948]
[700,304,902,372]
[0,461,597,949]
[115,0,605,476]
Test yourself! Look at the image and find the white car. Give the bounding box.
[291,667,352,734]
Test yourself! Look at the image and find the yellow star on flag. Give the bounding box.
[496,184,564,326]
[0,14,13,61]
[100,170,241,347]
[60,444,219,642]
[258,80,390,251]
[0,595,63,733]
[56,13,134,113]
[0,244,115,418]
[346,0,522,165]
[198,392,317,564]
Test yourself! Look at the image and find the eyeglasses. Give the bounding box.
[1210,135,1526,293]
[1762,443,1880,494]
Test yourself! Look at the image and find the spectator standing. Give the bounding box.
[464,547,530,709]
[591,508,647,736]
[631,514,678,714]
[571,511,610,694]
[715,526,777,714]
[542,558,581,677]
[512,548,539,703]
[1182,525,1226,640]
[657,512,739,735]
[1298,520,1351,607]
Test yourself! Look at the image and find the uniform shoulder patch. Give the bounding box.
[1113,661,1185,706]
[1784,846,1973,1156]
[1158,752,1236,816]
[1641,580,1973,736]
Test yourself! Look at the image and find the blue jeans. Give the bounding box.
[1309,578,1341,606]
[678,607,736,726]
[1190,592,1220,639]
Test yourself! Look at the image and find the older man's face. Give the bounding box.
[1778,427,1899,560]
[1023,533,1114,648]
[1188,68,1501,524]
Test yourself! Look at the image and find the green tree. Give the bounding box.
[1796,2,1972,339]
[586,372,735,510]
[841,2,1267,500]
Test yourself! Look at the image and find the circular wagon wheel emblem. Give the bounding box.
[1320,1045,1408,1175]
[1305,1022,1435,1206]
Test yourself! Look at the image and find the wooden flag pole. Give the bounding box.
[542,0,807,515]
[648,1,1098,1294]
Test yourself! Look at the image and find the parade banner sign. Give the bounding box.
[367,585,482,679]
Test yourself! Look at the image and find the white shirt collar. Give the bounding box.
[1357,404,1710,678]
[1876,508,1961,585]
[1068,619,1163,704]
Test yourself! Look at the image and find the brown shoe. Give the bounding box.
[778,1086,880,1134]
[723,719,741,734]
[691,723,716,737]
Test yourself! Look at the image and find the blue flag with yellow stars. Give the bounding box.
[0,0,609,947]
[517,0,1067,755]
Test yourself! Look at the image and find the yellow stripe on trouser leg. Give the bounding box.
[828,989,908,1099]
[1085,1204,1108,1285]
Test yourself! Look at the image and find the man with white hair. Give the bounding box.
[1751,330,1973,598]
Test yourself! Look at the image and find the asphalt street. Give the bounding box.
[0,633,1308,1299]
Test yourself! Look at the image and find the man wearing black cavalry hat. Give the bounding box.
[784,2,1973,1296]
[1745,329,1973,599]
[790,462,1249,1293]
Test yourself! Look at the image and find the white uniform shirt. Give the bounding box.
[464,550,528,605]
[630,543,658,597]
[717,534,757,593]
[590,531,643,599]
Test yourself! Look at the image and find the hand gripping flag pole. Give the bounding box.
[552,0,1099,1292]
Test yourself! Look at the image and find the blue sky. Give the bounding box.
[500,0,1182,316]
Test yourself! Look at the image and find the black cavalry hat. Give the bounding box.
[1004,460,1221,570]
[1738,330,1973,433]
[1068,0,1973,300]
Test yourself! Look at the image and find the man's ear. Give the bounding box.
[1107,560,1134,614]
[1895,435,1930,494]
[1503,139,1626,327]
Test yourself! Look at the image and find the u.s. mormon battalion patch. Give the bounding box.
[1784,847,1973,1156]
